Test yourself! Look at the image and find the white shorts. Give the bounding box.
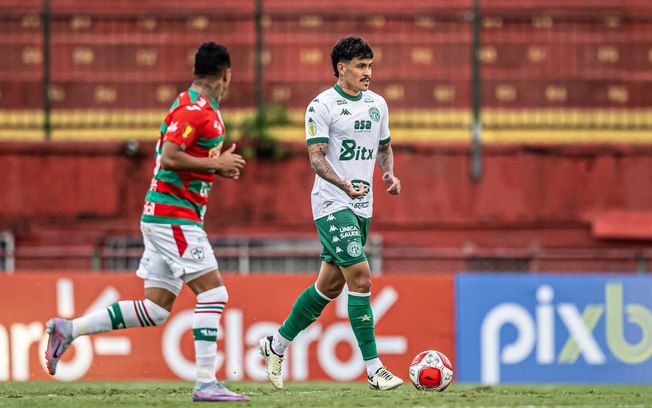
[136,222,219,296]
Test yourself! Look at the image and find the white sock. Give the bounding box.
[365,358,383,378]
[193,286,228,383]
[72,299,169,339]
[271,331,291,356]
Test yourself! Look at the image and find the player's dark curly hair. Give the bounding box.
[331,36,374,78]
[194,42,231,77]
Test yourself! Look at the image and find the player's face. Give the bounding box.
[340,57,373,92]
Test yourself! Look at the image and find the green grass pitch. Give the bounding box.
[1,382,651,407]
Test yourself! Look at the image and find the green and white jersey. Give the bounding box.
[306,84,391,220]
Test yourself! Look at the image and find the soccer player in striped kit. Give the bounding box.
[259,37,403,391]
[45,42,249,402]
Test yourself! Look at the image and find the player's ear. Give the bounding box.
[337,62,345,76]
[220,68,231,84]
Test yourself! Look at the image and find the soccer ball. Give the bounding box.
[408,350,453,391]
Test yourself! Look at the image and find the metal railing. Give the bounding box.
[5,237,648,274]
[0,231,15,273]
[100,235,383,274]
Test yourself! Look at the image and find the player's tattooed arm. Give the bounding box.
[377,143,401,195]
[308,143,366,199]
[376,143,395,175]
[308,143,344,188]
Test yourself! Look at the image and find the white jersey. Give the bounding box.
[305,84,391,220]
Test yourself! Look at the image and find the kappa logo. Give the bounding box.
[308,106,315,113]
[327,214,336,221]
[335,247,343,253]
[332,236,340,243]
[329,225,338,232]
[340,109,352,116]
[359,314,372,322]
[167,121,179,133]
[186,105,201,111]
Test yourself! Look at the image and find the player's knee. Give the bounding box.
[197,285,229,305]
[349,276,372,293]
[317,281,345,300]
[143,299,171,325]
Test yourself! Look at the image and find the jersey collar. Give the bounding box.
[333,84,362,101]
[187,87,219,110]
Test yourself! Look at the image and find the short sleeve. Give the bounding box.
[163,107,203,150]
[379,98,391,145]
[305,98,331,145]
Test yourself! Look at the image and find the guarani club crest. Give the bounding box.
[368,107,381,122]
[347,240,363,257]
[350,179,370,200]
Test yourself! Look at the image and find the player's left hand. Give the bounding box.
[382,172,401,195]
[217,168,241,179]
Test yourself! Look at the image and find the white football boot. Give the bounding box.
[368,367,404,390]
[258,336,284,389]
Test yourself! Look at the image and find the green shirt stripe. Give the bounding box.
[197,135,224,149]
[379,136,391,145]
[154,169,185,188]
[141,214,203,227]
[145,191,198,211]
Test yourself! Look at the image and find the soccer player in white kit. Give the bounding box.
[259,36,403,391]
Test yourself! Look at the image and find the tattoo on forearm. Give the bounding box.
[308,143,345,189]
[376,143,394,174]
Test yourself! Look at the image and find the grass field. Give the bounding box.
[1,382,651,408]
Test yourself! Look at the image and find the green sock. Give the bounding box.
[348,293,379,361]
[278,284,330,341]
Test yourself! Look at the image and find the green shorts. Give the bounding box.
[314,208,370,267]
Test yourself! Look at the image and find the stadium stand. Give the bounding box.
[2,0,652,139]
[1,0,651,272]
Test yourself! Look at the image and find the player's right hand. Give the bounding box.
[213,143,246,172]
[341,179,368,200]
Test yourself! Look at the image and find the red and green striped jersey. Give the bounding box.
[141,88,225,226]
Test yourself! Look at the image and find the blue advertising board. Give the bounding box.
[456,274,652,384]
